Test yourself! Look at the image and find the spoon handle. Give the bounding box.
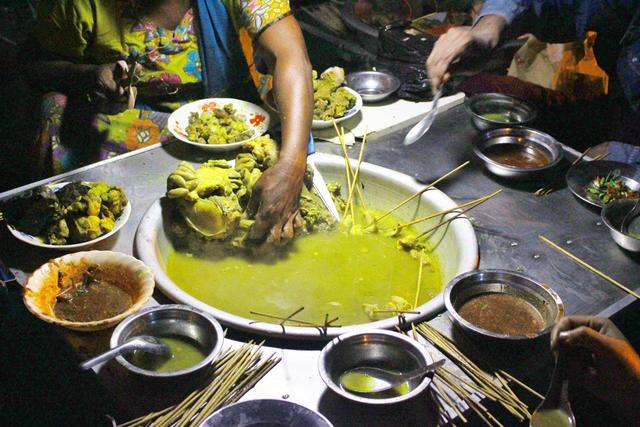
[404,358,446,381]
[79,341,137,371]
[544,351,569,407]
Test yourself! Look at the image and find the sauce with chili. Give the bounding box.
[458,293,545,336]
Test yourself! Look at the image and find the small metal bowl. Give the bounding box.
[465,93,538,130]
[601,199,640,253]
[345,71,401,102]
[110,304,224,378]
[444,270,564,342]
[199,399,333,427]
[318,329,433,405]
[473,127,563,179]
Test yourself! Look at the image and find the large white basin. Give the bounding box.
[135,153,478,339]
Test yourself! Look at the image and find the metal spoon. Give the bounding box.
[339,358,445,394]
[530,352,576,427]
[79,335,171,371]
[621,198,640,234]
[403,88,443,146]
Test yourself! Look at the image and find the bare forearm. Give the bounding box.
[273,52,312,170]
[470,15,507,50]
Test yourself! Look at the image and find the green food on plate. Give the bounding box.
[186,103,254,145]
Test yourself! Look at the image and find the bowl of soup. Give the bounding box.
[465,93,537,131]
[444,270,564,342]
[23,251,154,331]
[473,127,563,179]
[110,304,224,378]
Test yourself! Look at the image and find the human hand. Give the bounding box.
[245,160,305,245]
[426,27,474,92]
[551,315,640,423]
[83,61,137,114]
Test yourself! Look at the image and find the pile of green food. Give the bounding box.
[1,182,128,245]
[166,135,335,252]
[313,67,357,121]
[186,103,254,145]
[585,171,639,204]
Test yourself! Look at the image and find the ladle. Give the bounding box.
[79,335,171,371]
[530,352,576,427]
[339,358,445,394]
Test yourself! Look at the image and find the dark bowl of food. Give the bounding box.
[199,399,333,427]
[110,304,224,378]
[444,270,564,342]
[465,93,538,131]
[601,199,640,253]
[566,160,640,208]
[345,71,401,102]
[318,329,433,405]
[473,127,563,179]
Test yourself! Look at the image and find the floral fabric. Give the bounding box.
[32,0,290,175]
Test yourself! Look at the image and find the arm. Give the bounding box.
[551,315,640,425]
[246,15,313,244]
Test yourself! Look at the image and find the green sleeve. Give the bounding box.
[32,0,96,62]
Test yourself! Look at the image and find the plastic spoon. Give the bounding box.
[339,358,445,394]
[79,335,171,371]
[530,352,576,427]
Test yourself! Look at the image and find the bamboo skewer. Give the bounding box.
[343,130,367,219]
[539,235,640,299]
[414,250,425,309]
[370,161,470,226]
[386,190,502,233]
[413,190,502,241]
[118,343,280,427]
[535,150,608,196]
[498,370,544,400]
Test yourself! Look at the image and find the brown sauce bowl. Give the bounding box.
[444,269,564,342]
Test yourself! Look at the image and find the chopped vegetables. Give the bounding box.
[186,103,254,145]
[585,170,639,204]
[1,181,127,245]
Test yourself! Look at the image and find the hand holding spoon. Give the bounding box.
[530,352,575,427]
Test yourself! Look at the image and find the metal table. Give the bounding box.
[2,104,639,425]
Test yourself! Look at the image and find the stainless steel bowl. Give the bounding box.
[444,270,564,342]
[345,71,401,102]
[199,399,333,427]
[110,304,224,378]
[473,127,563,179]
[601,199,640,253]
[465,93,537,130]
[318,329,433,405]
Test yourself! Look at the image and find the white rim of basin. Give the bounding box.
[135,153,479,339]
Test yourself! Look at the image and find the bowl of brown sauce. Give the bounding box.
[444,270,564,341]
[473,127,563,179]
[24,251,154,331]
[465,93,538,131]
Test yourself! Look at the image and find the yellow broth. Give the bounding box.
[165,230,442,326]
[131,336,205,372]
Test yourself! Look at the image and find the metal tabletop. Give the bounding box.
[2,104,639,425]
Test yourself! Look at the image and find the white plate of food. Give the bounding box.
[168,98,270,152]
[311,67,363,130]
[3,181,131,250]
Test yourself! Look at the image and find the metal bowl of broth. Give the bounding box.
[318,329,434,405]
[444,270,564,342]
[473,127,563,179]
[199,399,333,427]
[465,93,538,130]
[110,304,224,378]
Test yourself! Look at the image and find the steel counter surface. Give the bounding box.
[1,104,639,424]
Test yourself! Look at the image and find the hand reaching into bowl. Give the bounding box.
[550,315,640,424]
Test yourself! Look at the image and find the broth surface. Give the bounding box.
[484,143,550,168]
[131,336,205,372]
[166,230,442,326]
[54,268,132,322]
[458,293,545,335]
